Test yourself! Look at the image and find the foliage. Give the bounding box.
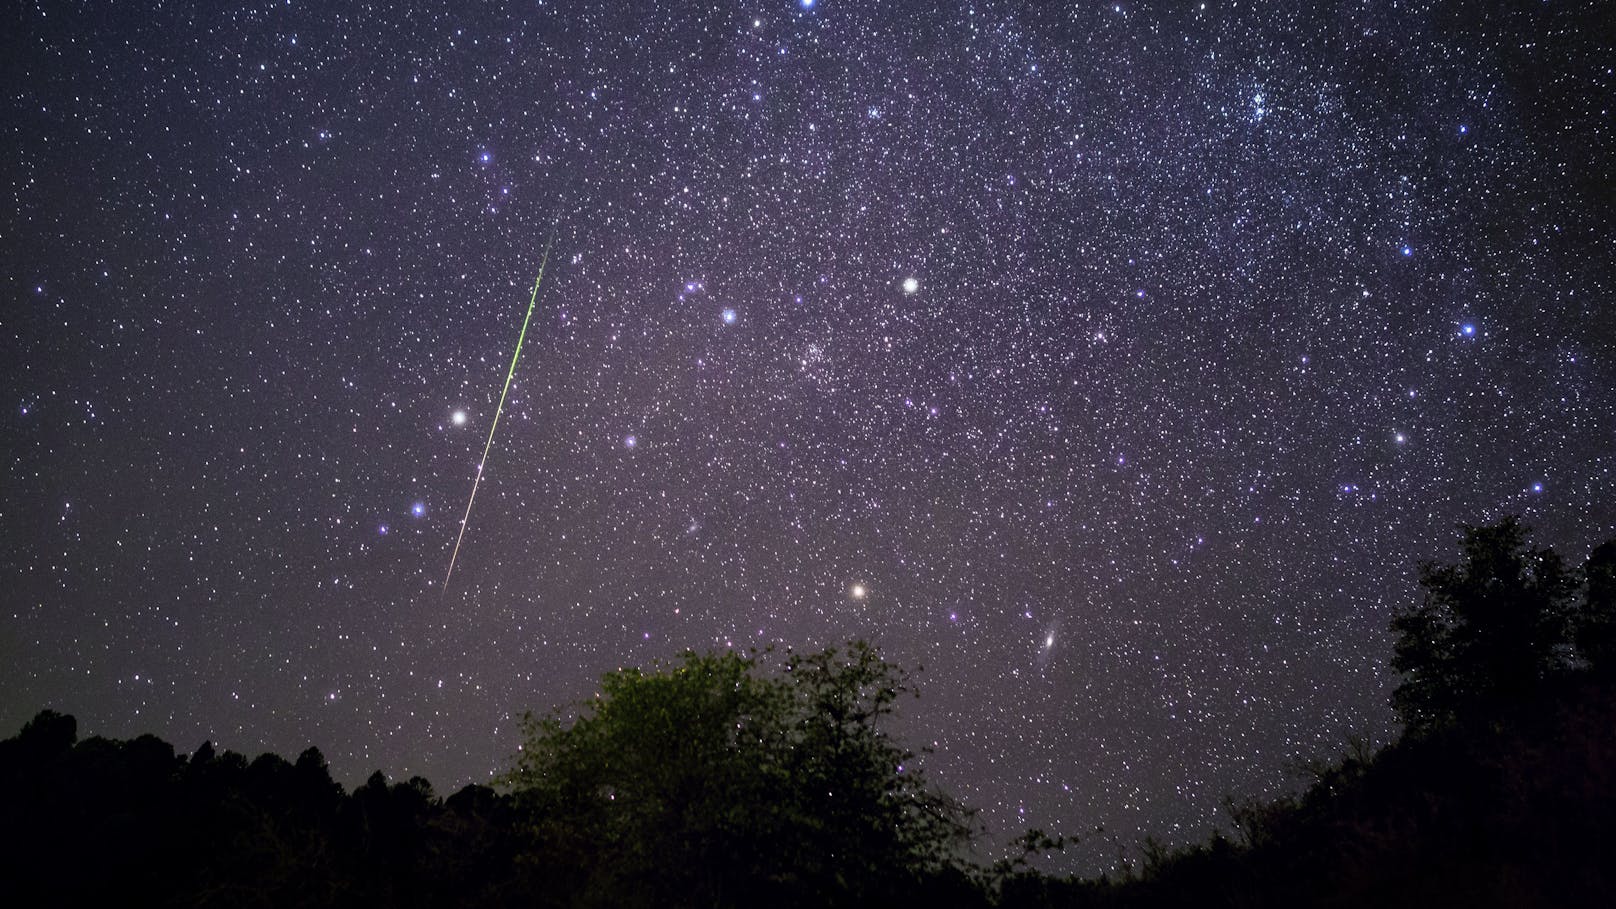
[0,713,533,908]
[1390,517,1579,732]
[1576,540,1616,675]
[996,518,1616,909]
[501,642,978,907]
[5,520,1616,907]
[0,644,988,907]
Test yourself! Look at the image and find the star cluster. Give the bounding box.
[3,0,1613,871]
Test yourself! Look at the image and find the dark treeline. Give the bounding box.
[3,518,1613,907]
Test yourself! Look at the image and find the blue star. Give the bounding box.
[722,308,737,324]
[411,502,426,517]
[1400,245,1413,257]
[1460,323,1476,337]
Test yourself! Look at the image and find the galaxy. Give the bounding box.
[3,0,1612,870]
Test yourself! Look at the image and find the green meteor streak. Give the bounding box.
[443,233,555,594]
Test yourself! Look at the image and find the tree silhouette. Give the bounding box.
[7,518,1616,909]
[7,518,1614,908]
[1391,517,1577,733]
[1577,540,1616,676]
[502,642,977,907]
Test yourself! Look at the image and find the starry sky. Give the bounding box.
[4,0,1614,871]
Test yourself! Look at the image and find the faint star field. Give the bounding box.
[2,0,1613,872]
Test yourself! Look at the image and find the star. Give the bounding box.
[11,0,1613,883]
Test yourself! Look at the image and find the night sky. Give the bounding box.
[4,0,1614,871]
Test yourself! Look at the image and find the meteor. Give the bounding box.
[442,233,555,594]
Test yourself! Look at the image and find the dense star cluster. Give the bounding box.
[3,0,1612,871]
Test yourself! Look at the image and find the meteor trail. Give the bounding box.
[443,234,555,594]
